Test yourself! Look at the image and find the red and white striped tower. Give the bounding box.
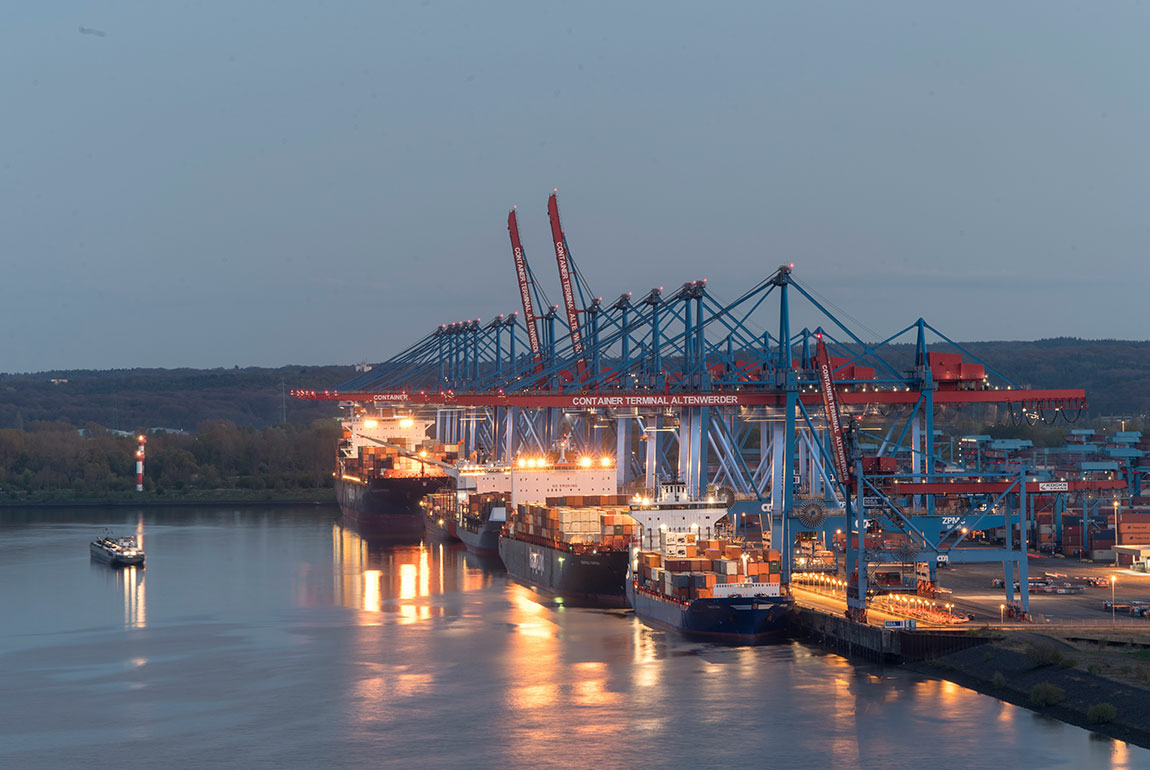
[136,435,147,492]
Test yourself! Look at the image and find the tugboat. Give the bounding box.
[90,531,146,567]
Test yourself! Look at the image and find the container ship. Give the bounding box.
[457,491,508,557]
[336,407,455,539]
[420,488,461,541]
[625,484,793,643]
[497,456,637,607]
[419,462,515,544]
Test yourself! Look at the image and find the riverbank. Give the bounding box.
[0,489,338,507]
[917,631,1150,749]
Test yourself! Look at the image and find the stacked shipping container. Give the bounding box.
[632,532,783,603]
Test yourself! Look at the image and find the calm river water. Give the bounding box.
[0,506,1144,769]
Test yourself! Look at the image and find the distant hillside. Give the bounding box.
[0,366,357,431]
[921,338,1150,418]
[0,339,1145,432]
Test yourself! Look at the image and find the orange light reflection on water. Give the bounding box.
[332,523,493,624]
[118,565,146,629]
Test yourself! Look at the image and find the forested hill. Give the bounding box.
[0,338,1145,432]
[0,366,357,431]
[912,338,1150,418]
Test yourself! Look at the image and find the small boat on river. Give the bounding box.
[90,532,146,567]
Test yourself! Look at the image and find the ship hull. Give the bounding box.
[458,522,502,558]
[498,536,629,608]
[626,581,793,644]
[336,476,452,540]
[424,514,460,542]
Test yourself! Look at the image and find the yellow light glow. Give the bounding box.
[419,450,428,458]
[517,458,526,468]
[600,457,612,467]
[526,458,536,468]
[400,417,415,429]
[579,456,593,468]
[363,419,378,429]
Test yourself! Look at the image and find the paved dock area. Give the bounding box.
[791,556,1150,630]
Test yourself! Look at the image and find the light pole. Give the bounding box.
[1000,603,1005,624]
[1112,575,1117,625]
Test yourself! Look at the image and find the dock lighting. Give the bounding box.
[1000,603,1005,623]
[579,456,593,468]
[363,419,378,429]
[526,458,536,468]
[1112,576,1117,624]
[600,456,612,467]
[517,458,526,468]
[961,527,968,534]
[399,417,414,429]
[419,450,428,458]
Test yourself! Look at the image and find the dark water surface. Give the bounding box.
[1,506,1144,769]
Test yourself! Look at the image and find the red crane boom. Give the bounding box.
[547,193,587,379]
[814,334,851,490]
[507,208,543,373]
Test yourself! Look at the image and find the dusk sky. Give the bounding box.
[3,2,1147,372]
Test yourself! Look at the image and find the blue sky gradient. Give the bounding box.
[2,2,1147,371]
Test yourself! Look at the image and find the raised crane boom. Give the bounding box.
[814,333,851,490]
[547,192,587,379]
[507,208,544,373]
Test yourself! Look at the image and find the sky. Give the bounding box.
[2,2,1148,372]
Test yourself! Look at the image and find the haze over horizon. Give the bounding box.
[3,2,1148,372]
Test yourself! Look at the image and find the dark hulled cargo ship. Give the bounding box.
[497,460,635,607]
[337,474,451,539]
[625,486,792,643]
[457,493,507,557]
[421,488,461,541]
[625,581,792,643]
[336,408,455,540]
[499,536,630,607]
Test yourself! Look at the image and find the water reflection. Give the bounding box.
[331,523,498,620]
[117,565,146,629]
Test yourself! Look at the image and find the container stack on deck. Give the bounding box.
[508,495,637,550]
[633,532,783,602]
[341,438,459,480]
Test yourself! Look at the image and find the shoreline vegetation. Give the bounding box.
[917,631,1150,749]
[0,419,340,502]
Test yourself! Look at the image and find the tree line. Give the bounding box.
[0,419,340,500]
